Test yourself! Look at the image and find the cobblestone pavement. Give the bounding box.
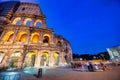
[38,66,120,80]
[1,66,120,80]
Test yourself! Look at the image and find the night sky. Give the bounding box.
[1,0,120,54]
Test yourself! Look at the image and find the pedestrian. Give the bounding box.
[86,62,90,71]
[94,64,99,70]
[89,62,94,71]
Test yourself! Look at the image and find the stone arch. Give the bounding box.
[3,31,14,42]
[43,34,51,44]
[12,17,22,25]
[23,18,32,26]
[8,51,21,68]
[34,19,42,27]
[16,31,27,42]
[53,52,60,65]
[67,48,71,53]
[30,32,40,43]
[0,51,5,63]
[40,52,49,66]
[24,51,36,67]
[57,41,62,47]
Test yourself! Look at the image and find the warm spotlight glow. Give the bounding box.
[54,52,60,65]
[34,19,42,27]
[0,52,5,63]
[3,31,14,42]
[41,52,49,65]
[16,32,27,42]
[24,52,36,67]
[30,32,40,43]
[23,18,32,26]
[12,17,21,25]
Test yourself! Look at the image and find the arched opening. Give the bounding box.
[24,52,36,67]
[3,31,14,42]
[30,32,40,43]
[16,32,27,42]
[23,18,32,26]
[54,52,60,65]
[26,20,32,26]
[8,51,21,68]
[0,31,2,37]
[36,22,42,27]
[57,41,62,47]
[16,20,22,25]
[22,7,25,11]
[0,52,5,63]
[40,52,49,66]
[43,34,50,44]
[12,17,22,25]
[43,36,49,43]
[34,19,42,27]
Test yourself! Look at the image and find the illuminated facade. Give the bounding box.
[0,1,72,69]
[107,46,120,62]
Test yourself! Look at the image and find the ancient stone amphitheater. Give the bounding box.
[0,1,72,69]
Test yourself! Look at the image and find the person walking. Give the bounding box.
[86,62,90,71]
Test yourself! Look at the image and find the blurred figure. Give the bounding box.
[100,62,107,71]
[94,64,99,70]
[86,62,90,71]
[89,62,94,71]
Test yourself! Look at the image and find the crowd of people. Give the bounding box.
[71,61,112,72]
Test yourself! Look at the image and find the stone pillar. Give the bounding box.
[49,51,54,67]
[42,19,47,28]
[26,30,30,44]
[58,54,61,66]
[61,52,66,66]
[10,17,15,24]
[48,52,50,66]
[17,55,23,69]
[34,50,40,68]
[0,30,6,43]
[21,17,25,25]
[31,18,35,27]
[12,29,19,43]
[40,32,43,45]
[50,33,54,45]
[2,55,9,67]
[38,50,42,67]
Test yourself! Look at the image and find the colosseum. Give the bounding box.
[0,1,72,69]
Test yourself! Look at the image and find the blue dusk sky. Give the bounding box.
[1,0,120,54]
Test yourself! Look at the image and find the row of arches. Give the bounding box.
[2,31,64,47]
[0,51,60,68]
[2,31,50,43]
[12,17,42,27]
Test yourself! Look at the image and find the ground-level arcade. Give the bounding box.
[0,46,70,69]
